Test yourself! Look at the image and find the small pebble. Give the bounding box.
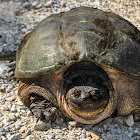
[44,1,53,8]
[134,129,138,133]
[0,131,6,136]
[103,124,107,130]
[27,110,33,117]
[69,121,78,127]
[34,122,49,131]
[15,124,21,130]
[125,115,134,127]
[117,128,121,134]
[1,136,7,140]
[80,134,86,139]
[0,67,9,77]
[2,106,9,111]
[6,85,14,93]
[11,105,17,112]
[23,2,31,10]
[68,125,72,130]
[9,134,20,140]
[91,138,96,140]
[7,96,16,101]
[25,135,31,140]
[123,135,131,140]
[6,126,12,132]
[15,113,20,118]
[53,128,62,133]
[20,127,25,133]
[3,118,10,124]
[9,113,17,121]
[7,133,12,138]
[26,129,31,136]
[128,127,133,132]
[77,132,82,136]
[127,132,133,137]
[47,134,55,139]
[136,131,140,136]
[0,128,5,132]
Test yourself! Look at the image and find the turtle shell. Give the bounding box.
[15,7,140,78]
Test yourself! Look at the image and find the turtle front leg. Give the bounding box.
[18,73,64,124]
[30,94,58,123]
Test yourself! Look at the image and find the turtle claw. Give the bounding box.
[43,107,57,122]
[30,94,58,123]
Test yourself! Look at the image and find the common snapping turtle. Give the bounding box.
[5,7,140,124]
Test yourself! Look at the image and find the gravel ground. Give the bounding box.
[0,0,140,140]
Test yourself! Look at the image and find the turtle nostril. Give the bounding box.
[83,97,87,101]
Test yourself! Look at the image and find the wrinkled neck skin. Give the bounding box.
[103,66,140,116]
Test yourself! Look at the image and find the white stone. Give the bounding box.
[2,106,9,111]
[103,124,107,131]
[25,136,32,140]
[3,118,10,124]
[127,132,133,138]
[9,113,17,121]
[26,129,31,136]
[69,121,78,127]
[9,134,20,140]
[134,129,139,133]
[0,65,9,77]
[15,113,20,118]
[7,96,16,101]
[20,127,25,133]
[34,122,49,131]
[53,129,62,133]
[27,110,33,117]
[4,126,10,132]
[44,1,53,8]
[11,105,17,112]
[80,134,86,139]
[125,115,134,127]
[68,125,72,130]
[15,124,21,130]
[0,128,5,132]
[47,135,55,139]
[1,136,7,140]
[0,84,6,92]
[6,85,14,93]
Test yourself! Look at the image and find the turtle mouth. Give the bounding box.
[66,85,109,118]
[67,99,108,118]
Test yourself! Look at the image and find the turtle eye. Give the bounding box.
[73,90,81,96]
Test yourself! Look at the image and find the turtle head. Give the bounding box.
[66,85,109,118]
[66,86,103,103]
